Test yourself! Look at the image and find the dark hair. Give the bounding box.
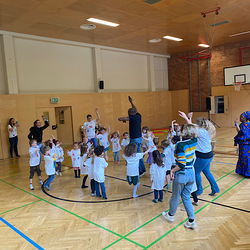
[142,126,149,132]
[44,146,51,153]
[34,119,39,126]
[161,139,170,148]
[80,145,88,156]
[123,132,129,136]
[123,143,137,157]
[99,127,106,132]
[9,118,14,126]
[153,150,164,167]
[44,140,52,149]
[94,145,104,156]
[87,114,92,119]
[29,139,37,146]
[172,136,180,144]
[73,142,79,146]
[128,108,136,116]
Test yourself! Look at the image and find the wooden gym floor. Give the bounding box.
[0,128,249,249]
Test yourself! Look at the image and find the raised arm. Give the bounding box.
[95,108,100,122]
[41,116,49,130]
[234,119,240,132]
[178,111,191,124]
[118,117,129,122]
[128,96,137,113]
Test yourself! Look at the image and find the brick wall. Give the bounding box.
[168,40,250,111]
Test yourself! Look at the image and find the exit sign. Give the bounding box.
[51,98,59,103]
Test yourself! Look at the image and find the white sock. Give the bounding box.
[133,182,140,198]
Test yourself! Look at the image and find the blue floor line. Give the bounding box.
[212,161,236,166]
[0,217,44,250]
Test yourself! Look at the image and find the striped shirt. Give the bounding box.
[174,138,197,169]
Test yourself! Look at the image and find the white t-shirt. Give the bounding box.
[147,137,157,152]
[56,146,64,162]
[84,157,94,179]
[111,138,121,152]
[150,163,167,190]
[93,156,108,183]
[80,154,88,175]
[83,120,96,139]
[121,138,130,148]
[29,146,40,166]
[8,125,17,138]
[196,128,212,153]
[123,153,144,176]
[97,132,110,148]
[68,149,81,167]
[44,154,55,175]
[163,146,175,170]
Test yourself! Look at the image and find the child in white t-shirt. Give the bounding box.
[110,131,122,164]
[43,146,56,191]
[93,146,108,199]
[142,126,149,152]
[142,131,157,165]
[80,145,89,188]
[84,149,95,196]
[121,132,130,148]
[29,139,43,190]
[55,140,64,176]
[123,143,154,198]
[97,126,110,157]
[67,142,81,178]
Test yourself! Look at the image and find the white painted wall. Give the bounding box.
[101,49,149,91]
[154,56,168,91]
[0,36,7,94]
[13,38,95,94]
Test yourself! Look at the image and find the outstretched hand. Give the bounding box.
[188,112,193,119]
[128,96,132,102]
[178,111,188,120]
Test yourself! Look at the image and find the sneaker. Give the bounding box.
[59,172,62,176]
[152,199,158,203]
[39,180,43,185]
[44,186,51,191]
[91,193,96,197]
[30,184,34,190]
[184,221,197,229]
[208,192,217,196]
[16,155,20,157]
[133,194,139,198]
[103,197,108,199]
[162,211,174,222]
[55,171,59,175]
[158,199,163,202]
[192,201,199,206]
[81,185,88,189]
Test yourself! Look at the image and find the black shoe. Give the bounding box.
[81,185,88,188]
[16,155,20,157]
[98,195,102,197]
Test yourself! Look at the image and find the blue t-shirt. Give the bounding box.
[129,113,142,139]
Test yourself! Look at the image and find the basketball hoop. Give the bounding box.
[233,82,242,91]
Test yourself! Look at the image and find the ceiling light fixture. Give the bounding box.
[149,38,161,43]
[198,44,210,48]
[87,18,119,27]
[163,35,183,41]
[229,30,250,37]
[80,24,96,30]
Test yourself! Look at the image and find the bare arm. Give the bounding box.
[234,119,240,132]
[128,96,137,113]
[107,126,111,134]
[95,108,100,122]
[118,117,129,122]
[178,111,191,124]
[143,145,154,155]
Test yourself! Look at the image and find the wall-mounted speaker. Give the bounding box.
[99,80,104,89]
[206,97,211,111]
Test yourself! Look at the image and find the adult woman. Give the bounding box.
[234,111,250,177]
[179,111,220,196]
[8,118,20,158]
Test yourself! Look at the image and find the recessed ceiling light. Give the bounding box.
[149,38,161,43]
[163,35,183,41]
[229,30,250,37]
[198,44,210,48]
[87,18,119,27]
[80,24,96,30]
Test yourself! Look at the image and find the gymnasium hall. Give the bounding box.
[0,0,250,249]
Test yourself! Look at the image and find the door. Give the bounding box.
[55,106,73,145]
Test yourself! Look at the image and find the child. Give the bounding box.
[67,142,81,178]
[162,123,198,230]
[44,146,56,191]
[44,137,57,169]
[93,146,108,199]
[110,131,121,164]
[84,149,96,196]
[161,139,175,191]
[123,143,154,198]
[121,132,130,148]
[80,145,89,188]
[81,137,93,151]
[55,140,64,176]
[150,150,167,203]
[142,126,149,152]
[142,131,157,165]
[29,139,43,190]
[97,126,110,157]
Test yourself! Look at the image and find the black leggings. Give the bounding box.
[9,136,18,157]
[191,192,198,202]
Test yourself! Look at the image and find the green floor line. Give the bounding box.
[103,168,238,249]
[0,179,145,249]
[143,177,245,249]
[0,200,41,216]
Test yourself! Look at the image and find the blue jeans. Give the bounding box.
[113,151,120,162]
[169,169,195,220]
[154,190,163,200]
[45,174,55,188]
[95,181,106,198]
[9,136,19,157]
[90,179,96,194]
[89,138,97,148]
[130,137,146,175]
[194,157,220,195]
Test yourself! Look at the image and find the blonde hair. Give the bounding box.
[196,117,216,138]
[181,124,198,139]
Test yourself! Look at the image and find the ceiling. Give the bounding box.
[0,0,250,55]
